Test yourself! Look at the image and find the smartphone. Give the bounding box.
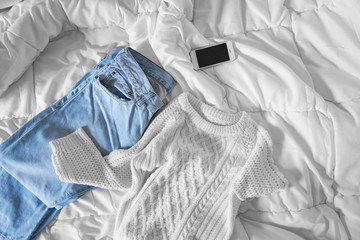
[190,41,235,70]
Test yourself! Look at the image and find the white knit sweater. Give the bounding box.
[50,92,287,240]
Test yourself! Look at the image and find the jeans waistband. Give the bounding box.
[97,48,175,91]
[94,48,175,110]
[51,47,176,116]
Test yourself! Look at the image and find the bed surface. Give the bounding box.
[0,0,359,239]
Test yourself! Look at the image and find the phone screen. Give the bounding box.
[195,43,230,68]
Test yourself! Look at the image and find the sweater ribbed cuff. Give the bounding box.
[50,128,92,154]
[49,128,94,183]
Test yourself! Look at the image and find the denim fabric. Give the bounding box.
[0,48,176,240]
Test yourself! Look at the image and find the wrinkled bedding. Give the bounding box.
[0,0,359,239]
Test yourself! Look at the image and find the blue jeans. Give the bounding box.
[0,48,175,240]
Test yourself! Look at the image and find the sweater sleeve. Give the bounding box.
[49,104,183,191]
[232,123,288,201]
[49,128,132,190]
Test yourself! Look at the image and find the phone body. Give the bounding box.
[190,41,235,70]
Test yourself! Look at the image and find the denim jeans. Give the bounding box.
[0,48,176,240]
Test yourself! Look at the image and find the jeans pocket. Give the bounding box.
[97,70,134,102]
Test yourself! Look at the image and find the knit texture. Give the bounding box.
[50,92,288,240]
[50,128,132,190]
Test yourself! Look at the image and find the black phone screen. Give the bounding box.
[195,43,230,68]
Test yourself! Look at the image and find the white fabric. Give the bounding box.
[0,0,22,10]
[49,92,287,240]
[0,0,359,239]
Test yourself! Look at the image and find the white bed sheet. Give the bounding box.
[0,0,359,239]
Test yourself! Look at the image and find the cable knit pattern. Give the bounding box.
[49,92,288,240]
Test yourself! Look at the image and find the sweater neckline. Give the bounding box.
[178,92,246,136]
